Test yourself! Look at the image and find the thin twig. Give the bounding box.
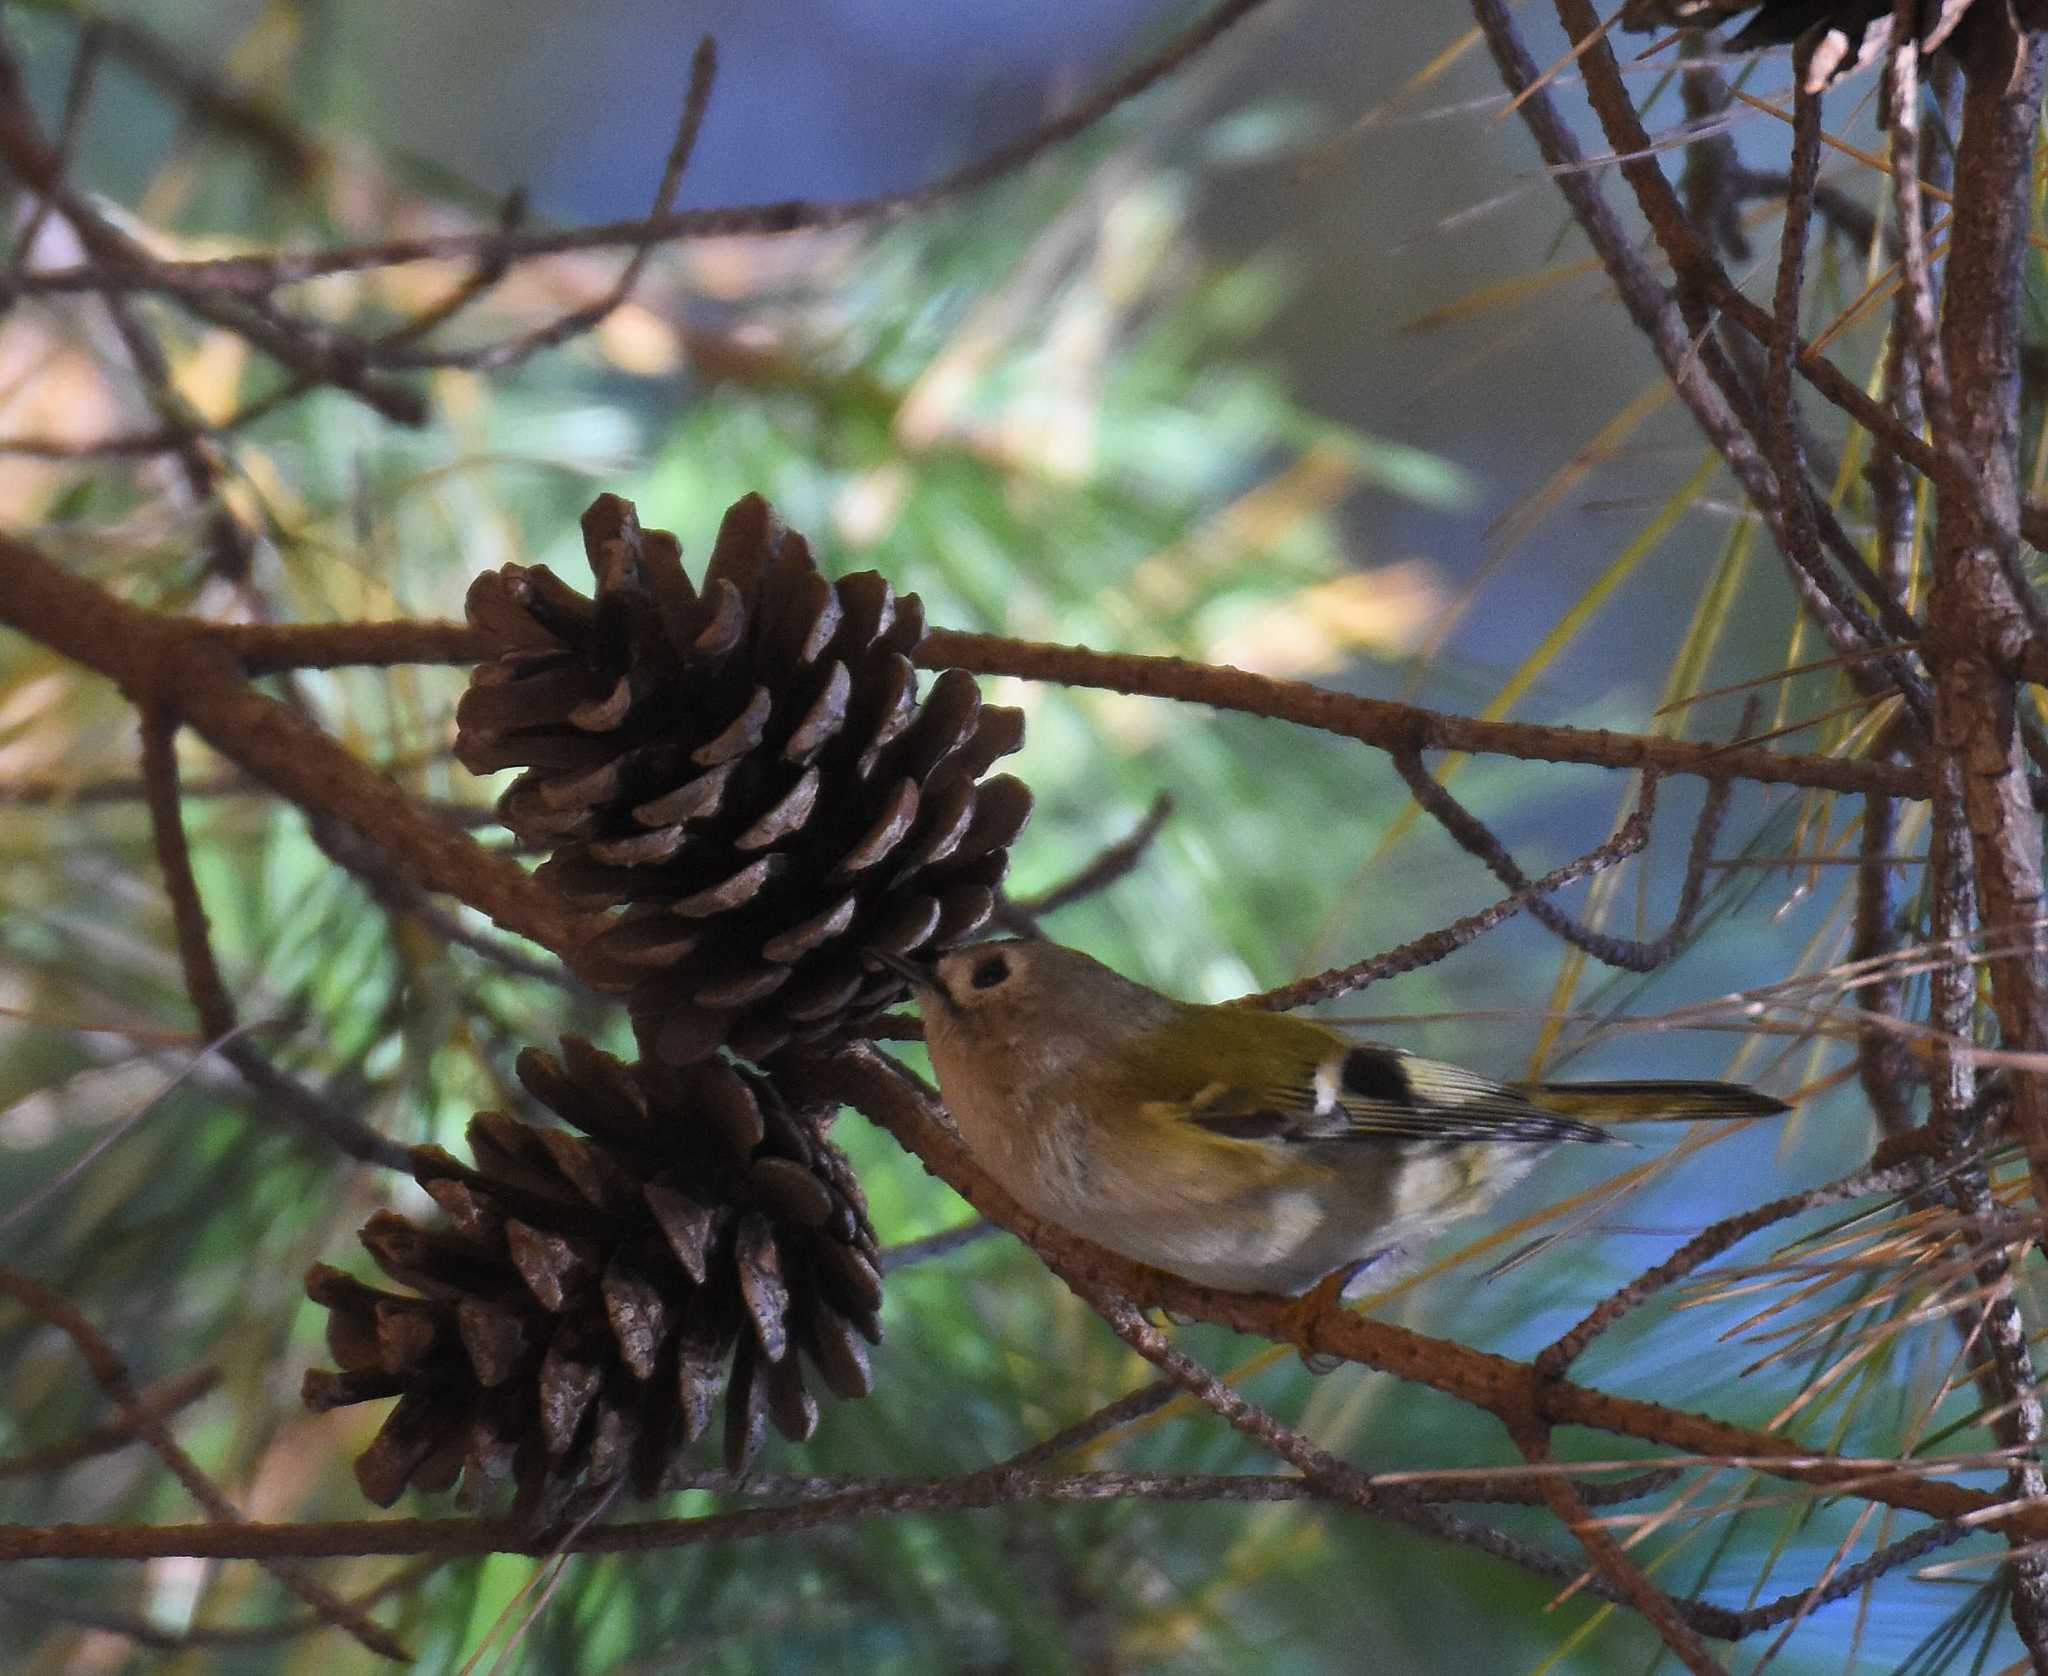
[21,2,324,182]
[208,613,1932,797]
[0,1366,219,1480]
[1537,1157,1942,1377]
[394,39,718,375]
[0,1558,440,1652]
[1252,776,1656,1010]
[136,708,410,1168]
[0,27,254,577]
[7,16,100,269]
[1506,1413,1727,1675]
[921,628,1924,797]
[1079,1290,1745,1638]
[1009,792,1175,919]
[1392,744,1727,972]
[3,0,1280,301]
[0,1269,411,1662]
[878,1219,999,1272]
[138,708,236,1038]
[0,541,583,957]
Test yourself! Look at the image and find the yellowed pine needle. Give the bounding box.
[1557,1454,2023,1625]
[1785,1012,1843,1136]
[1698,688,1896,757]
[1488,376,1682,558]
[1704,1228,1923,1308]
[1766,1327,1906,1433]
[1828,691,1909,761]
[1916,1543,2048,1582]
[1596,1476,1873,1542]
[1889,1302,1993,1477]
[1779,782,1842,917]
[1807,224,1952,360]
[1738,1260,2005,1380]
[1740,1212,2015,1293]
[1586,1451,2028,1531]
[1347,20,1488,141]
[1713,1260,1900,1354]
[1525,1604,1619,1675]
[1831,1259,2019,1353]
[1557,1465,1743,1608]
[1709,1206,1938,1281]
[1652,509,1760,740]
[1727,87,1941,200]
[1546,1467,1732,1618]
[1385,381,1573,714]
[0,1003,206,1043]
[1370,446,1714,874]
[1385,332,1710,736]
[1693,1247,1927,1305]
[1763,1499,1887,1666]
[1372,1457,1682,1489]
[1817,1334,1901,1464]
[1687,1213,1949,1301]
[1731,82,2048,254]
[1400,253,1607,334]
[1498,7,1622,121]
[1685,1231,1940,1313]
[1532,497,1770,1071]
[1655,641,1919,719]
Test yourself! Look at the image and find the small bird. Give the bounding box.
[876,939,1789,1299]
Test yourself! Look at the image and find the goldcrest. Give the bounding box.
[878,939,1789,1296]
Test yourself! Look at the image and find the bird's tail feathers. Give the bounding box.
[1520,1080,1789,1124]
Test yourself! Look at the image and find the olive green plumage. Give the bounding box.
[894,940,1789,1296]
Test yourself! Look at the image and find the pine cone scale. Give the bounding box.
[631,759,737,826]
[735,766,822,850]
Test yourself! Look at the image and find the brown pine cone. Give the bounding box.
[1619,0,1977,89]
[456,492,1032,1066]
[302,1038,882,1525]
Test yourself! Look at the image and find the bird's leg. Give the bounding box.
[1126,1261,1182,1325]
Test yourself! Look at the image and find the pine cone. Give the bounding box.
[456,492,1031,1066]
[302,1039,882,1524]
[1619,0,1977,89]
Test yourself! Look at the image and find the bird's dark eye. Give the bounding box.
[970,953,1011,990]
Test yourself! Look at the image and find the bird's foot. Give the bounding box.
[1275,1263,1360,1367]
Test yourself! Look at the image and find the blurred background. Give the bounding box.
[0,1,1976,1671]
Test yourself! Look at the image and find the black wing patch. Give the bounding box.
[1342,1047,1412,1106]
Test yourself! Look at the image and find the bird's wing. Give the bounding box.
[1172,1044,1613,1148]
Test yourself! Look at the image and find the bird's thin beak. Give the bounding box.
[867,947,935,989]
